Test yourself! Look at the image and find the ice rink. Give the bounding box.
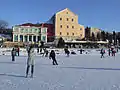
[0,48,120,90]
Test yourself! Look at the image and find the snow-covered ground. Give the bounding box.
[0,48,120,90]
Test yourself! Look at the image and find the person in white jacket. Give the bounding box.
[26,45,35,78]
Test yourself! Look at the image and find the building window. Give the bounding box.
[34,29,38,33]
[72,26,74,29]
[67,18,69,21]
[60,32,62,35]
[14,35,18,42]
[29,29,32,33]
[60,25,62,28]
[41,28,46,34]
[29,35,32,41]
[33,36,36,42]
[38,36,41,42]
[20,28,24,33]
[42,36,46,42]
[25,29,28,33]
[60,18,62,21]
[20,35,23,42]
[80,34,82,37]
[67,32,69,35]
[67,25,69,28]
[80,28,82,30]
[14,27,19,32]
[72,19,74,22]
[24,36,28,42]
[66,12,68,14]
[72,33,74,36]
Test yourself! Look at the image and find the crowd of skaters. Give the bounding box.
[100,46,119,58]
[9,44,119,78]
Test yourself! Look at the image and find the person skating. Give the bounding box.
[37,47,39,53]
[26,45,35,78]
[112,49,116,57]
[49,50,58,65]
[64,47,70,57]
[17,47,20,56]
[42,48,46,57]
[11,48,16,61]
[45,49,49,57]
[66,49,70,57]
[108,48,111,56]
[100,48,105,58]
[80,48,83,54]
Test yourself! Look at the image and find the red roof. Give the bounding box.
[19,23,40,27]
[19,23,53,28]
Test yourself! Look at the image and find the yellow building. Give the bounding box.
[49,8,85,41]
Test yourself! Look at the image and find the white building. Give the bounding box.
[90,27,101,37]
[12,24,47,43]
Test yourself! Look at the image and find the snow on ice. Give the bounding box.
[0,48,120,90]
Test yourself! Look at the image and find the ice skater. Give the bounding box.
[108,48,111,56]
[17,47,20,56]
[64,47,70,57]
[45,49,49,57]
[11,48,16,61]
[100,48,105,58]
[111,49,116,57]
[49,50,58,65]
[80,48,83,54]
[26,45,35,78]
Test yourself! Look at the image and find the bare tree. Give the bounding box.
[0,20,8,29]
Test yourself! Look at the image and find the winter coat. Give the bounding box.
[27,48,35,65]
[26,46,30,53]
[100,49,105,54]
[49,51,56,59]
[11,49,16,56]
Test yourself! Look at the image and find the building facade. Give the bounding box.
[48,8,85,41]
[40,23,55,42]
[12,23,47,43]
[90,27,101,37]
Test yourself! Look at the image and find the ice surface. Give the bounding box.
[0,48,120,90]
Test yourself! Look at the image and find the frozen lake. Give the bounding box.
[0,48,120,90]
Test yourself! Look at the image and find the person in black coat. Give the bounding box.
[80,48,83,54]
[49,50,58,65]
[108,48,111,56]
[11,48,16,61]
[17,47,20,56]
[64,47,70,57]
[100,48,105,58]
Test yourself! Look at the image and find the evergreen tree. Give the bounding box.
[105,32,109,40]
[92,32,95,41]
[101,31,106,41]
[113,31,117,45]
[57,37,65,48]
[85,27,91,40]
[97,32,101,41]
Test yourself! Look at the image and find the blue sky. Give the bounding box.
[0,0,120,32]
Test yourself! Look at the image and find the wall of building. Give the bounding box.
[40,23,55,42]
[55,8,85,41]
[12,25,47,43]
[90,27,101,37]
